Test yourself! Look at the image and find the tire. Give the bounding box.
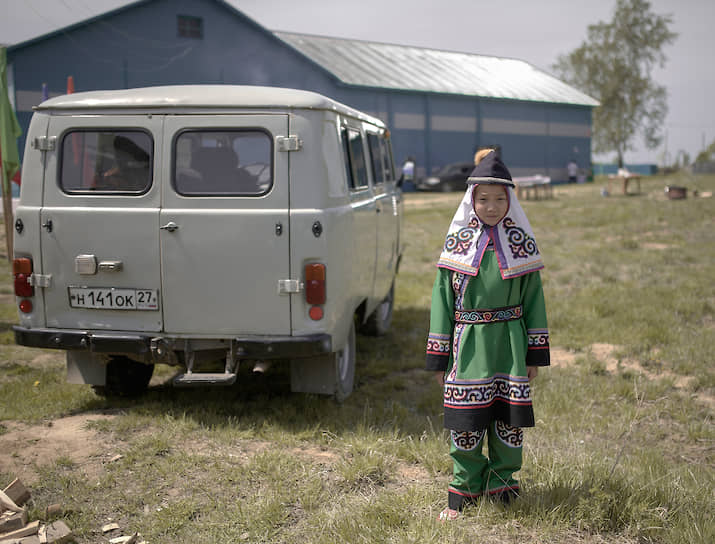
[362,283,395,336]
[92,356,154,397]
[334,320,356,402]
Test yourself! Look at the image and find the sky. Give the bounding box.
[2,0,714,165]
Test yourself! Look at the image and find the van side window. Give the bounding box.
[60,130,152,193]
[341,128,353,189]
[380,137,396,182]
[174,130,272,196]
[341,127,368,191]
[367,133,384,185]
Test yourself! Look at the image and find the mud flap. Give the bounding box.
[67,351,106,385]
[290,356,336,396]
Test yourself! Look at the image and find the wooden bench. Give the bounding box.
[512,175,552,200]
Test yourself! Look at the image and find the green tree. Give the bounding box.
[552,0,676,167]
[694,138,715,164]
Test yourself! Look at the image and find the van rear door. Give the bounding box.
[160,115,291,335]
[40,116,163,332]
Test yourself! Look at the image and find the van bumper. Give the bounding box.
[13,326,332,359]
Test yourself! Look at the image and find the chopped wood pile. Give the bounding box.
[1,478,72,544]
[0,478,144,544]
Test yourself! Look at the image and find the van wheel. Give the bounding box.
[92,356,154,397]
[362,283,394,336]
[334,321,356,402]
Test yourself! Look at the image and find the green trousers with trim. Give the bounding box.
[448,420,523,510]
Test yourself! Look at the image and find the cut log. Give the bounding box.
[40,522,72,544]
[102,523,120,533]
[0,490,22,514]
[43,505,62,520]
[1,481,30,508]
[0,536,40,544]
[0,509,28,534]
[0,520,39,541]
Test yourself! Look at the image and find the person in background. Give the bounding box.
[426,149,550,521]
[567,159,578,183]
[402,156,415,181]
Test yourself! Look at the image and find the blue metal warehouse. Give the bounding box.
[5,0,598,182]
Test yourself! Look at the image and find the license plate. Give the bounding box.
[68,287,159,310]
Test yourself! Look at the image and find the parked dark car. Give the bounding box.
[416,162,473,192]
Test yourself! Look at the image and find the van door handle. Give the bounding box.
[160,221,179,232]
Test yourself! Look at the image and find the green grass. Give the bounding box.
[0,173,713,543]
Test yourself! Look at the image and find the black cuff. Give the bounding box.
[526,348,550,367]
[426,353,449,372]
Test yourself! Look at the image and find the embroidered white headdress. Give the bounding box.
[436,152,544,279]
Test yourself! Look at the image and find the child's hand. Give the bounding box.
[527,366,539,381]
[434,372,445,386]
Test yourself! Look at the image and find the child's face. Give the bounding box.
[473,184,509,226]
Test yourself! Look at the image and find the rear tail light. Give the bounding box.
[305,263,325,320]
[14,274,34,297]
[305,263,326,304]
[13,258,32,275]
[13,258,35,311]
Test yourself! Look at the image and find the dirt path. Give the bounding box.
[0,414,116,484]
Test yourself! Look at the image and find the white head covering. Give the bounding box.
[436,153,544,279]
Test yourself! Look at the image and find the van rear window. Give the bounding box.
[174,130,272,196]
[60,130,153,193]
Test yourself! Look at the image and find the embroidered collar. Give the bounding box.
[437,185,544,279]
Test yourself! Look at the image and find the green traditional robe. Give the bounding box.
[426,246,549,432]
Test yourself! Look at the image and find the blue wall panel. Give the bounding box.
[481,99,547,122]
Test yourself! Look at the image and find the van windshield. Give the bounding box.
[174,130,272,196]
[60,130,153,194]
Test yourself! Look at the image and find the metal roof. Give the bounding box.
[275,32,599,107]
[34,84,384,124]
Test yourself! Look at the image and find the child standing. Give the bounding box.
[425,150,550,521]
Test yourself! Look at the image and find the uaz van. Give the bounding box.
[13,85,402,400]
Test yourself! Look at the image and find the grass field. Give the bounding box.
[0,173,713,543]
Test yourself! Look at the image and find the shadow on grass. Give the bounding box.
[69,306,440,437]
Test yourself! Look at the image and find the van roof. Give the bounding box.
[34,84,385,126]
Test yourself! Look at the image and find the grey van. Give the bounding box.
[12,85,402,400]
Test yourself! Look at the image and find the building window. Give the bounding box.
[178,15,203,39]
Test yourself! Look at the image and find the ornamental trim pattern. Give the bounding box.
[503,216,539,260]
[495,420,523,448]
[426,332,451,356]
[444,374,531,408]
[443,217,479,256]
[451,429,486,451]
[527,329,549,349]
[455,305,523,324]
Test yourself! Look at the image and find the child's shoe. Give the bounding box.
[438,507,460,521]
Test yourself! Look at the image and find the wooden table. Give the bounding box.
[607,173,641,195]
[512,175,553,200]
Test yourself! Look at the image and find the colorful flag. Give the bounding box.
[0,47,22,193]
